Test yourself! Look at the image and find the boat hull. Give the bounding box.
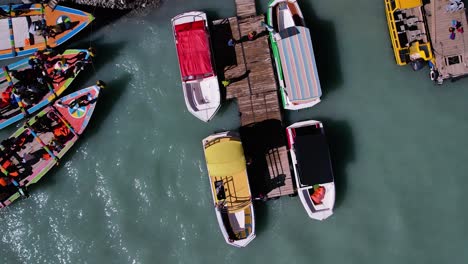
[172,11,221,122]
[0,4,94,60]
[0,49,92,129]
[0,84,101,208]
[267,0,322,110]
[286,120,335,220]
[202,131,256,247]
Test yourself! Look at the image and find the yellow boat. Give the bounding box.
[202,131,255,248]
[384,0,433,69]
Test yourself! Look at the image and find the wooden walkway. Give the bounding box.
[425,1,468,80]
[211,0,295,199]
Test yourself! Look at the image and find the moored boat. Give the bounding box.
[384,0,433,70]
[172,11,221,122]
[202,131,256,247]
[0,82,103,208]
[0,3,94,60]
[0,48,93,129]
[286,120,335,220]
[267,0,322,110]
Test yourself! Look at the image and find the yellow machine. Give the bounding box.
[385,0,433,66]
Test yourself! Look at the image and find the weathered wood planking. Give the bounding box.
[425,1,468,79]
[211,0,295,198]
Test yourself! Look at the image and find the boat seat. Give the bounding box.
[405,17,422,27]
[408,30,424,41]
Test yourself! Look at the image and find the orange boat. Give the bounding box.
[0,3,94,60]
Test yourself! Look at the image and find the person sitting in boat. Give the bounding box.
[2,159,19,178]
[310,186,326,204]
[0,86,13,109]
[32,115,55,133]
[52,122,72,145]
[53,61,70,79]
[57,93,93,110]
[29,20,47,37]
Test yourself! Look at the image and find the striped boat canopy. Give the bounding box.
[277,26,322,102]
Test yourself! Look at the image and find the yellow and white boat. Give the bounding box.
[384,0,433,70]
[202,131,255,248]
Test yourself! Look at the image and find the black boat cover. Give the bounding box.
[293,125,334,186]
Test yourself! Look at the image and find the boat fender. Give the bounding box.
[96,80,106,89]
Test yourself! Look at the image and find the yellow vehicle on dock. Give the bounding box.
[385,0,433,70]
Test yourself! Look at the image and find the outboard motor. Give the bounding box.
[410,59,425,71]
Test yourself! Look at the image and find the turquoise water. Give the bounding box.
[1,0,468,263]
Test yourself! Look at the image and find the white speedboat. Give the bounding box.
[202,131,256,247]
[172,11,221,122]
[286,120,335,220]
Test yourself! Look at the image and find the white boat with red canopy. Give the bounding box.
[172,11,221,122]
[286,120,335,220]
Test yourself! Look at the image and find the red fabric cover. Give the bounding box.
[175,20,213,79]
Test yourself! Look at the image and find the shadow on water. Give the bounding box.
[314,117,354,209]
[240,119,287,198]
[210,18,237,102]
[299,2,343,96]
[56,3,131,46]
[253,199,269,236]
[30,74,131,191]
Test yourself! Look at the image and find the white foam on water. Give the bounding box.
[94,163,138,263]
[133,178,151,209]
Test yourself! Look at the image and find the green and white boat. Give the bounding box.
[267,0,322,110]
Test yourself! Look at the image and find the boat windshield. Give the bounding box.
[175,20,214,81]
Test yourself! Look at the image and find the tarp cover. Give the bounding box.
[277,26,322,102]
[205,138,250,212]
[293,125,333,186]
[205,139,246,177]
[175,20,213,79]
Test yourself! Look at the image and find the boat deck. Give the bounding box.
[425,1,468,79]
[211,0,295,199]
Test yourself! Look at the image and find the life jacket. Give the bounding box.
[0,86,13,108]
[311,186,326,204]
[53,125,70,138]
[2,160,19,177]
[0,177,7,187]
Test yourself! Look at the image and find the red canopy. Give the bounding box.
[175,20,214,80]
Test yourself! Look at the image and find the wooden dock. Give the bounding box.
[211,0,295,199]
[425,0,468,80]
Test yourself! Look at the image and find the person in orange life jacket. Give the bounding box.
[0,176,8,187]
[2,159,19,177]
[0,86,13,109]
[310,186,326,204]
[52,122,72,145]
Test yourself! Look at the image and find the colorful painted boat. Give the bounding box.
[0,48,93,129]
[202,131,256,247]
[0,82,103,208]
[0,3,94,60]
[267,0,322,110]
[172,11,221,122]
[286,120,335,220]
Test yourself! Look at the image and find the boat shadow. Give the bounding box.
[29,74,131,190]
[315,117,354,209]
[210,18,237,103]
[64,38,129,91]
[55,3,131,44]
[300,2,343,97]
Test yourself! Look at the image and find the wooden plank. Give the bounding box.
[425,1,468,79]
[212,6,295,198]
[235,0,256,19]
